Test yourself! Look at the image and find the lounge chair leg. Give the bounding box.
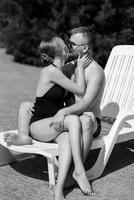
[47,157,56,188]
[86,145,105,180]
[87,131,119,180]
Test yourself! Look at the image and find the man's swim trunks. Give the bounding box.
[83,112,101,138]
[93,117,101,138]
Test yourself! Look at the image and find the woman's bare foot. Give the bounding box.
[4,132,33,146]
[73,171,93,195]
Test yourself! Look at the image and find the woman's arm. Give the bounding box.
[64,92,75,106]
[48,55,90,96]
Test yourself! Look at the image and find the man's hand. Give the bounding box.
[50,110,66,133]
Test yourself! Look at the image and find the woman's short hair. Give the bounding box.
[39,35,68,66]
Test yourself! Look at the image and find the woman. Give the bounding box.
[5,35,91,199]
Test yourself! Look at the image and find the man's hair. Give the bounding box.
[70,26,93,46]
[70,26,89,34]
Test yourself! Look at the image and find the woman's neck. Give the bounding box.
[53,57,63,70]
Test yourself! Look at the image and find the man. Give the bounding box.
[4,26,105,191]
[50,27,105,190]
[52,27,105,160]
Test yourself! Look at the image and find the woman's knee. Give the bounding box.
[19,102,30,113]
[64,115,80,127]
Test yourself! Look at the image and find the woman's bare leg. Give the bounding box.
[4,102,33,146]
[18,102,33,136]
[54,132,72,200]
[30,119,71,200]
[30,115,91,196]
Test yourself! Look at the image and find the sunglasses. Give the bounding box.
[69,40,89,48]
[65,39,86,49]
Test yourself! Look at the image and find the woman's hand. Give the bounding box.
[50,110,66,133]
[77,52,93,69]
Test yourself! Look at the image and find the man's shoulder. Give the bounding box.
[85,60,105,86]
[86,60,104,76]
[92,59,101,67]
[91,59,103,69]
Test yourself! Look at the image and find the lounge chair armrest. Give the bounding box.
[104,109,134,141]
[116,109,134,124]
[117,109,134,129]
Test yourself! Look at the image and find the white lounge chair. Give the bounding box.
[0,45,134,187]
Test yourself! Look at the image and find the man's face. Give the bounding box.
[70,32,89,56]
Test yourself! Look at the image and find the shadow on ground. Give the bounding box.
[85,140,134,176]
[10,155,49,181]
[9,139,134,197]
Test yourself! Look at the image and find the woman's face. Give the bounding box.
[60,41,69,67]
[63,46,69,61]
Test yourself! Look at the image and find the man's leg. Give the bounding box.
[63,114,95,189]
[80,114,94,163]
[4,102,33,146]
[54,132,72,200]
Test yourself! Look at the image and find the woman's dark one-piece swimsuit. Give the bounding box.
[30,84,65,125]
[30,83,101,138]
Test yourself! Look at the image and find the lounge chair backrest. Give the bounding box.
[101,45,134,118]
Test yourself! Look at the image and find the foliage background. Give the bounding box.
[0,0,134,68]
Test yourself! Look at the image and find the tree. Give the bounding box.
[0,0,134,67]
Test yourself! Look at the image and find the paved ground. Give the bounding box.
[0,48,134,200]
